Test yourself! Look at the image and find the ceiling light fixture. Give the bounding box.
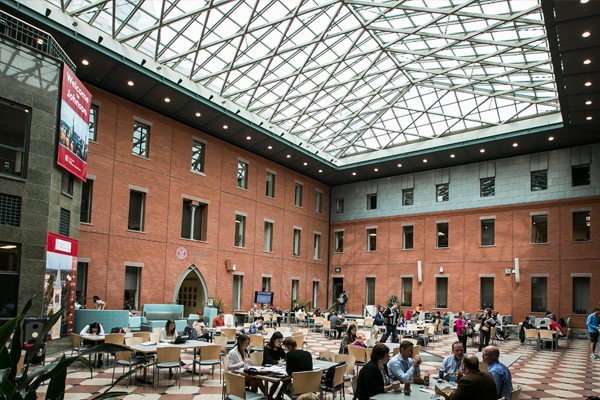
[548,136,554,141]
[587,116,593,120]
[585,82,592,86]
[397,163,402,167]
[195,112,201,117]
[318,169,323,173]
[374,168,378,172]
[512,143,518,147]
[352,172,356,176]
[423,159,427,163]
[450,154,455,158]
[581,0,589,3]
[267,145,273,150]
[584,59,591,65]
[246,136,251,140]
[480,149,485,153]
[82,60,89,66]
[127,81,134,86]
[164,97,170,103]
[0,245,17,249]
[582,31,591,38]
[223,125,228,129]
[586,101,592,105]
[286,154,291,158]
[37,38,44,45]
[303,162,308,166]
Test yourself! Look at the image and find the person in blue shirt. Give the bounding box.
[586,308,600,359]
[248,317,265,335]
[440,341,464,376]
[372,305,385,340]
[387,340,422,383]
[482,346,513,400]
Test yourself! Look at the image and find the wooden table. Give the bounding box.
[79,333,133,366]
[371,381,454,400]
[205,327,241,342]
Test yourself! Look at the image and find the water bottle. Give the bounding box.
[438,370,444,381]
[449,373,455,384]
[243,357,250,371]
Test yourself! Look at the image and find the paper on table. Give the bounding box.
[141,341,157,346]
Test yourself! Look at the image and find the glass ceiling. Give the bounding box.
[48,0,560,160]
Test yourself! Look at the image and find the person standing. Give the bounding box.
[478,308,493,352]
[586,308,600,359]
[93,295,106,310]
[455,311,468,352]
[341,291,348,314]
[448,355,497,400]
[381,303,399,343]
[482,346,513,400]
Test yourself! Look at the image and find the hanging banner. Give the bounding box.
[57,63,91,182]
[44,233,78,338]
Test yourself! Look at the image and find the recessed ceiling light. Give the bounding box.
[581,0,589,3]
[352,172,356,176]
[223,125,228,129]
[246,136,251,140]
[582,31,591,38]
[450,154,455,158]
[303,162,308,166]
[585,82,592,86]
[512,143,518,147]
[318,169,323,173]
[286,154,291,158]
[586,116,593,120]
[397,163,402,167]
[0,245,16,249]
[82,59,89,66]
[164,97,170,103]
[267,145,273,150]
[24,109,28,113]
[548,136,554,141]
[423,159,427,163]
[586,101,592,105]
[480,149,485,153]
[127,81,134,86]
[195,112,201,117]
[584,59,591,65]
[374,168,378,172]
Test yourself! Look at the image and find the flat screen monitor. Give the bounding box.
[254,291,274,305]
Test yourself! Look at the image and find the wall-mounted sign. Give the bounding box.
[176,247,187,260]
[335,268,341,273]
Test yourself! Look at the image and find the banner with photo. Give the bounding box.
[57,63,91,182]
[44,233,78,339]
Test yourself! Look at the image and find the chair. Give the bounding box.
[392,347,400,356]
[153,347,182,389]
[150,333,160,343]
[511,384,522,400]
[249,334,264,352]
[318,351,336,360]
[363,317,373,329]
[566,317,571,329]
[152,327,163,334]
[412,345,421,357]
[104,333,126,368]
[221,328,237,344]
[479,361,488,372]
[194,344,222,386]
[133,332,151,342]
[278,326,291,333]
[15,353,25,379]
[224,371,266,400]
[334,354,356,386]
[323,320,332,338]
[403,338,418,346]
[70,334,89,369]
[320,363,346,400]
[263,315,273,328]
[314,317,324,332]
[347,346,366,375]
[250,351,263,366]
[559,328,571,348]
[524,329,540,350]
[125,337,143,346]
[112,351,142,387]
[539,330,557,351]
[286,370,323,399]
[214,335,229,361]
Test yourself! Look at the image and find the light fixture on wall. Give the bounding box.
[439,266,444,273]
[417,261,422,282]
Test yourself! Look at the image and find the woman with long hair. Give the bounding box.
[478,308,493,352]
[355,343,400,400]
[79,321,104,367]
[339,324,361,354]
[455,311,468,352]
[263,332,285,400]
[159,319,178,343]
[227,334,265,394]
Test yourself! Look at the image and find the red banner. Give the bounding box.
[57,63,91,182]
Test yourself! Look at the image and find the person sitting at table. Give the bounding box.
[192,319,210,341]
[159,319,178,343]
[213,310,225,327]
[355,343,400,400]
[410,312,420,323]
[518,316,533,343]
[227,334,265,394]
[549,315,566,336]
[339,324,362,354]
[387,340,421,383]
[448,355,497,400]
[80,322,105,367]
[372,306,385,340]
[414,304,423,313]
[397,315,405,328]
[283,337,312,377]
[482,346,513,400]
[263,331,286,400]
[440,341,464,376]
[274,307,283,327]
[329,311,345,339]
[443,312,450,327]
[249,317,266,335]
[314,308,322,317]
[92,295,106,310]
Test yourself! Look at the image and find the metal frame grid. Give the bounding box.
[48,0,559,160]
[0,193,22,227]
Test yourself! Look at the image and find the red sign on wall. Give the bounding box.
[57,63,91,182]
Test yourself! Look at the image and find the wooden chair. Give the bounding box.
[314,317,324,332]
[334,354,356,385]
[194,344,222,386]
[392,347,400,356]
[250,350,263,366]
[153,347,182,389]
[132,332,151,342]
[224,371,266,400]
[278,326,291,333]
[412,345,421,357]
[539,330,557,351]
[323,320,332,339]
[112,351,142,387]
[125,337,143,346]
[70,334,89,369]
[152,327,163,334]
[318,351,336,360]
[287,370,323,399]
[364,317,374,329]
[524,329,540,350]
[403,338,418,346]
[249,334,264,352]
[558,328,570,348]
[511,384,522,400]
[221,328,237,344]
[214,335,229,364]
[15,353,25,379]
[320,363,346,400]
[150,333,160,343]
[347,346,366,375]
[104,333,126,368]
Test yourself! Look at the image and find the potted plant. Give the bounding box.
[387,294,399,307]
[213,298,226,313]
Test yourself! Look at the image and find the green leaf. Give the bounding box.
[26,300,72,365]
[44,367,66,400]
[79,343,132,356]
[106,362,155,393]
[27,355,93,393]
[90,392,135,400]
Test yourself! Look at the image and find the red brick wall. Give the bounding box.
[330,198,600,328]
[80,85,329,313]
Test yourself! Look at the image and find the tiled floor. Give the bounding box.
[36,329,600,399]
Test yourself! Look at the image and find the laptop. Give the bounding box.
[174,335,189,344]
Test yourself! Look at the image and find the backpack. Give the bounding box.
[342,293,348,304]
[110,327,126,334]
[453,320,457,333]
[323,361,346,389]
[183,326,198,340]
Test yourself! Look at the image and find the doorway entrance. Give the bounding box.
[332,277,343,311]
[173,265,209,317]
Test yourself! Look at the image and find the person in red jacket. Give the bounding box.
[213,310,225,327]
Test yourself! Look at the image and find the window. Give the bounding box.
[313,233,321,260]
[0,193,21,227]
[312,281,319,308]
[531,215,548,243]
[480,277,494,309]
[367,194,377,210]
[76,262,87,307]
[531,170,547,191]
[89,104,98,141]
[295,183,303,207]
[573,211,590,242]
[531,277,547,312]
[401,277,412,307]
[336,199,344,214]
[181,200,207,241]
[572,165,590,186]
[480,178,495,197]
[403,189,414,206]
[232,274,243,311]
[0,242,20,317]
[124,266,140,311]
[436,277,448,308]
[366,277,375,306]
[573,277,590,315]
[481,219,495,246]
[0,99,30,178]
[128,190,145,231]
[191,140,205,173]
[437,222,449,248]
[266,172,275,198]
[315,191,322,213]
[235,214,246,247]
[80,180,93,223]
[237,161,248,189]
[263,221,273,252]
[132,121,149,158]
[334,231,344,253]
[367,228,377,251]
[293,228,301,256]
[403,226,413,250]
[61,170,73,196]
[59,208,70,237]
[262,276,271,292]
[436,184,449,202]
[291,279,299,303]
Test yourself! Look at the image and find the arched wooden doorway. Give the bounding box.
[172,265,209,317]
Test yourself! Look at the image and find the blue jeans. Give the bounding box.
[381,325,398,343]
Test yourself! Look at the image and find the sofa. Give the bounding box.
[74,309,130,335]
[141,304,186,332]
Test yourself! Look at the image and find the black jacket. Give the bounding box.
[355,361,388,400]
[382,308,398,327]
[262,345,286,366]
[285,349,312,376]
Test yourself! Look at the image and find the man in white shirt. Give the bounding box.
[440,341,464,376]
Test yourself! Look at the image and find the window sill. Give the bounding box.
[314,258,321,261]
[479,245,496,248]
[79,222,93,226]
[530,312,547,314]
[571,240,592,243]
[237,186,249,191]
[233,246,246,249]
[190,169,205,177]
[180,237,208,244]
[435,247,449,250]
[265,195,275,200]
[436,307,449,310]
[366,250,377,253]
[335,212,344,214]
[131,153,150,160]
[530,242,549,245]
[294,205,303,209]
[126,229,146,234]
[292,255,301,258]
[316,211,322,214]
[334,251,344,254]
[263,250,274,254]
[402,248,414,251]
[61,192,74,199]
[0,173,26,182]
[89,140,98,144]
[571,313,587,316]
